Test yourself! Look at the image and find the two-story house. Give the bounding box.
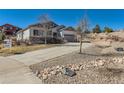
[0,24,22,36]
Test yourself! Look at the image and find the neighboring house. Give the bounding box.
[0,32,3,41]
[0,24,22,36]
[0,26,3,32]
[17,21,65,44]
[0,31,5,42]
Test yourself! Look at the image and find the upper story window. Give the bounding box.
[33,30,39,36]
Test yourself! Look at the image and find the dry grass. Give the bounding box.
[0,44,57,56]
[0,44,3,49]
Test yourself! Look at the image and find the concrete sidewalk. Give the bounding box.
[0,57,42,84]
[8,43,92,66]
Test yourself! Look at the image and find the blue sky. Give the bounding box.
[0,9,124,30]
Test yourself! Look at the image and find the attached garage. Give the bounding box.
[63,30,76,42]
[64,34,75,42]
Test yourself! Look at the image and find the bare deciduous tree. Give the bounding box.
[38,14,51,44]
[78,13,89,54]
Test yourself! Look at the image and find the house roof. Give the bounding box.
[1,24,22,29]
[17,21,63,34]
[64,30,75,32]
[63,30,76,35]
[0,26,3,30]
[29,21,58,28]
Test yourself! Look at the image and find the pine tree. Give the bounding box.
[93,24,101,33]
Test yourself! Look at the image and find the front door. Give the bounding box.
[53,32,57,38]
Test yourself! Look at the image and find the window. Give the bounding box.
[4,26,13,30]
[10,26,13,30]
[33,30,39,36]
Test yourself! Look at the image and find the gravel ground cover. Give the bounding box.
[30,44,124,84]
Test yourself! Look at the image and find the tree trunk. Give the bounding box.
[44,29,47,44]
[79,34,83,54]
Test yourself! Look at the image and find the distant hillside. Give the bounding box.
[109,31,124,38]
[91,30,124,43]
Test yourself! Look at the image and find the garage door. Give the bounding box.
[64,34,75,42]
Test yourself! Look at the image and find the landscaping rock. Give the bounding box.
[48,74,52,77]
[50,70,57,75]
[37,74,42,78]
[71,64,80,71]
[79,65,84,70]
[93,60,105,67]
[30,50,124,84]
[98,60,105,66]
[42,74,48,80]
[43,68,50,74]
[62,68,76,77]
[58,66,63,71]
[56,65,60,69]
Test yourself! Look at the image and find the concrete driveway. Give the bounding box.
[8,43,92,66]
[0,57,42,84]
[0,43,92,83]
